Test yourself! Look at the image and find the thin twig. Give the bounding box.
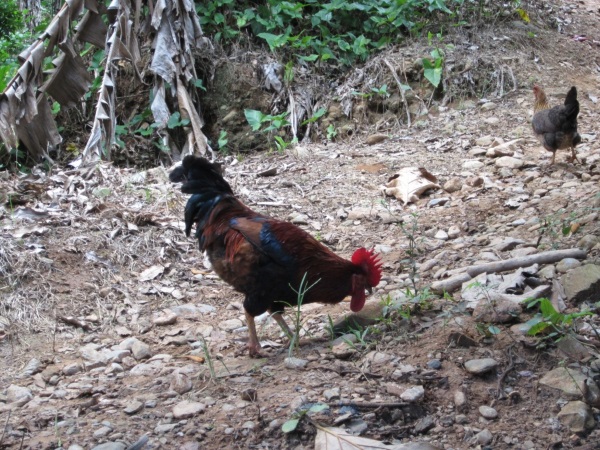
[335,400,409,409]
[496,344,516,399]
[0,410,11,446]
[382,59,411,127]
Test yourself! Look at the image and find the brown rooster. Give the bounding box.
[531,85,581,165]
[170,156,382,357]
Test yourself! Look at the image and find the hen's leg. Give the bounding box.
[569,147,581,164]
[244,310,262,357]
[550,151,556,165]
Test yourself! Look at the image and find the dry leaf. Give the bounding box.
[180,355,205,364]
[139,265,165,281]
[315,424,441,449]
[383,167,440,204]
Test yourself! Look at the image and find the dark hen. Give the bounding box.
[531,85,581,165]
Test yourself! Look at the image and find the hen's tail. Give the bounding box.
[170,156,235,237]
[563,86,579,121]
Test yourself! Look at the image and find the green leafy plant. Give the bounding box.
[525,298,593,346]
[423,48,443,88]
[326,124,337,141]
[282,403,329,433]
[217,130,229,154]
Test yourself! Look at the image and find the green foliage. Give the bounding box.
[525,298,593,345]
[217,130,229,154]
[326,124,337,141]
[423,48,443,88]
[0,0,22,39]
[196,0,468,68]
[282,403,329,433]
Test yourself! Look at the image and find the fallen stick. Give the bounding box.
[431,248,586,294]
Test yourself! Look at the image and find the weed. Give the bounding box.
[326,124,337,141]
[217,130,229,155]
[282,403,329,433]
[398,212,422,293]
[287,273,320,357]
[525,298,593,347]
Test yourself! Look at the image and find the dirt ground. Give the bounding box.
[1,1,600,449]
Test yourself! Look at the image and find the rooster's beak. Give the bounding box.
[366,287,373,295]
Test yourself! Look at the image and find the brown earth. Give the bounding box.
[1,1,600,449]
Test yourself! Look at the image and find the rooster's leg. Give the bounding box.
[244,310,262,357]
[270,311,293,338]
[550,151,556,165]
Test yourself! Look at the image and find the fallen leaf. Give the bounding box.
[181,355,205,364]
[315,424,442,449]
[139,265,165,281]
[382,167,439,204]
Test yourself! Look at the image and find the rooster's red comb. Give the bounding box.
[352,247,382,287]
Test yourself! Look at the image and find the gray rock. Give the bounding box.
[68,445,85,450]
[401,385,425,402]
[93,426,112,438]
[464,358,498,375]
[90,444,126,450]
[219,318,243,331]
[454,391,467,411]
[323,387,340,401]
[154,423,178,434]
[481,102,497,111]
[476,136,494,146]
[21,358,42,377]
[123,400,144,415]
[131,340,153,360]
[495,156,524,169]
[434,229,449,241]
[447,226,461,239]
[414,416,435,434]
[463,160,484,170]
[474,429,493,445]
[443,177,463,193]
[493,237,525,251]
[170,370,193,395]
[479,405,498,419]
[538,265,556,279]
[428,197,450,207]
[557,401,596,433]
[172,401,205,419]
[556,258,582,273]
[539,367,587,399]
[62,363,82,376]
[6,385,33,405]
[577,235,600,252]
[427,359,442,370]
[561,264,600,303]
[153,310,178,326]
[284,357,309,370]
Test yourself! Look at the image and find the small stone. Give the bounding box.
[93,426,112,438]
[481,102,497,111]
[561,264,600,303]
[323,387,340,401]
[463,160,484,170]
[474,429,493,445]
[427,359,442,370]
[153,311,177,326]
[170,371,193,395]
[539,367,587,399]
[90,443,126,450]
[479,405,498,419]
[131,340,153,360]
[464,358,498,375]
[556,258,582,273]
[400,385,424,402]
[428,197,450,207]
[154,423,178,434]
[476,135,494,146]
[172,401,205,419]
[447,226,461,239]
[466,176,483,187]
[443,177,463,193]
[495,156,524,169]
[538,265,556,279]
[557,401,596,433]
[284,357,308,370]
[123,400,144,415]
[241,421,255,430]
[454,391,467,410]
[62,363,82,376]
[6,385,33,406]
[219,318,243,331]
[577,235,600,252]
[434,230,448,241]
[414,416,435,434]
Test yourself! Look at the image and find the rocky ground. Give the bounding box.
[2,1,600,449]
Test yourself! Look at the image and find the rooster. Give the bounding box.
[170,156,382,357]
[531,85,581,165]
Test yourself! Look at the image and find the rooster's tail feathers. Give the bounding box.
[170,156,234,196]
